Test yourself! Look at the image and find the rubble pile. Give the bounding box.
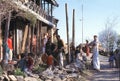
[0,59,88,81]
[38,60,86,81]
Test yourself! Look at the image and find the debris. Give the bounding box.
[8,75,17,81]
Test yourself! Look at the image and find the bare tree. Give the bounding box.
[99,18,118,53]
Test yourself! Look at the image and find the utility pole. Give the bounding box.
[82,4,83,44]
[72,9,75,46]
[65,3,70,63]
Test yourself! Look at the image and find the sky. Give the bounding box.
[53,0,120,46]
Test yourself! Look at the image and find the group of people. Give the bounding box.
[41,33,101,72]
[1,30,113,74]
[41,32,65,69]
[72,35,100,71]
[1,30,119,75]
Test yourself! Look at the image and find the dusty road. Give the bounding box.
[88,55,120,81]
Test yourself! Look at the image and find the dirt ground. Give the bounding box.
[87,55,120,81]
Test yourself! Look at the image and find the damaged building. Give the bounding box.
[0,0,59,58]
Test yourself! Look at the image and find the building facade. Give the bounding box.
[0,0,59,56]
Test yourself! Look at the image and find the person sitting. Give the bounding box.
[45,37,57,66]
[17,53,27,72]
[46,51,54,70]
[17,53,34,76]
[26,53,34,72]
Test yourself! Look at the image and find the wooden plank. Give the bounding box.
[3,75,10,81]
[28,25,31,53]
[8,75,17,81]
[21,24,29,53]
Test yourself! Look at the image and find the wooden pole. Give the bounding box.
[51,4,53,16]
[36,20,40,54]
[65,3,70,63]
[0,14,2,60]
[48,3,49,15]
[44,0,45,10]
[39,21,42,54]
[72,9,75,46]
[25,23,30,53]
[38,21,40,54]
[0,15,2,45]
[3,12,11,65]
[21,24,29,53]
[4,12,11,43]
[0,15,1,37]
[15,20,17,55]
[28,24,31,53]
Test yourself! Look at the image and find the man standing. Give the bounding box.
[85,40,90,56]
[42,33,48,54]
[31,34,36,54]
[89,35,100,71]
[56,35,64,68]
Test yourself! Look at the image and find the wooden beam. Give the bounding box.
[36,20,39,54]
[30,26,34,53]
[13,20,16,55]
[39,21,42,53]
[44,0,45,10]
[21,24,29,53]
[37,21,40,54]
[0,15,2,61]
[48,2,49,15]
[15,22,17,55]
[51,4,53,16]
[41,0,42,8]
[0,15,2,45]
[28,25,31,53]
[4,12,11,43]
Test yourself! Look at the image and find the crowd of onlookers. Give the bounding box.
[0,32,120,76]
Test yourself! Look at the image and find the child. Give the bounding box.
[109,51,115,68]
